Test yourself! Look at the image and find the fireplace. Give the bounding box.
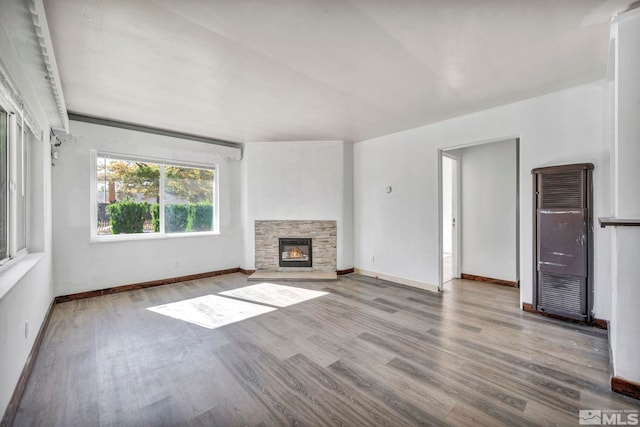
[255,221,335,272]
[279,238,312,268]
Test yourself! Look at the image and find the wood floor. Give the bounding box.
[12,273,640,426]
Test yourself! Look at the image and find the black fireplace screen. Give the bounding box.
[279,238,312,267]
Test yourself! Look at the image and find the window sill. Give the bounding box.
[90,231,220,243]
[0,252,46,301]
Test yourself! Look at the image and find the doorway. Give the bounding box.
[439,138,520,292]
[442,154,458,285]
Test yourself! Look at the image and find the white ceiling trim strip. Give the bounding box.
[69,113,243,161]
[29,0,68,133]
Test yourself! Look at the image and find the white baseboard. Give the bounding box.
[354,268,440,293]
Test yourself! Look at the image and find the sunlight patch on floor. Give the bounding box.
[218,282,328,308]
[147,283,328,329]
[147,294,276,329]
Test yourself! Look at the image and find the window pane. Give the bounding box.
[96,155,160,235]
[164,166,214,233]
[15,125,27,252]
[0,110,7,260]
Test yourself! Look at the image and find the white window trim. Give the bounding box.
[0,111,8,267]
[15,113,29,256]
[0,101,31,270]
[90,150,220,242]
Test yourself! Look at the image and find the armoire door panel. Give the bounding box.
[537,209,587,277]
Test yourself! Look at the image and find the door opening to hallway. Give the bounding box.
[440,138,520,291]
[442,154,458,284]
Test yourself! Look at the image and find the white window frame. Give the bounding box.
[0,108,8,266]
[15,116,30,255]
[0,99,31,267]
[90,150,220,241]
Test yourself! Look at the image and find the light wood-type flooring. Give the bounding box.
[12,273,640,426]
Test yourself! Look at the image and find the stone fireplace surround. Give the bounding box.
[255,220,337,272]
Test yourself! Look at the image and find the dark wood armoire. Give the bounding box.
[532,163,594,322]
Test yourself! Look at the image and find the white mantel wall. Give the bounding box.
[354,81,612,319]
[52,121,243,296]
[241,141,354,271]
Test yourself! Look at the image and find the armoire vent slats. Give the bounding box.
[540,170,584,208]
[532,163,593,322]
[539,271,585,315]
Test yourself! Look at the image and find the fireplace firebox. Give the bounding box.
[279,238,312,267]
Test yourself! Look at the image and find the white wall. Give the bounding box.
[52,121,243,296]
[0,144,52,422]
[354,81,611,319]
[0,1,54,418]
[458,140,517,282]
[342,143,355,271]
[241,141,354,271]
[609,8,640,384]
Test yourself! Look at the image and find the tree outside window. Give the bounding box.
[96,154,215,236]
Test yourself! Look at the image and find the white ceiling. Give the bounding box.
[44,0,633,143]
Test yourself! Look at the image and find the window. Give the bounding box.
[0,109,7,263]
[94,153,217,238]
[16,123,29,253]
[0,108,32,265]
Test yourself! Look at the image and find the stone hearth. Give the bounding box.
[254,220,337,273]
